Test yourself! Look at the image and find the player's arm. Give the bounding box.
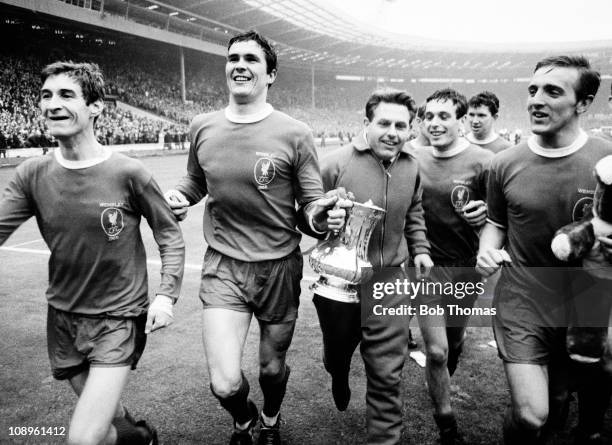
[165,120,208,221]
[0,166,35,245]
[295,132,350,235]
[135,175,186,334]
[476,222,510,277]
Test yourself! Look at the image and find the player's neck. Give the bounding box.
[468,130,497,144]
[228,93,269,116]
[534,121,582,149]
[58,131,105,160]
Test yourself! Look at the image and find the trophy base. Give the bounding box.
[310,275,360,303]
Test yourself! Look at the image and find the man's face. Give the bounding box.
[467,105,496,138]
[225,40,276,103]
[527,66,581,137]
[39,73,100,139]
[365,102,411,161]
[424,99,462,150]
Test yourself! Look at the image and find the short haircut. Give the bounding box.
[41,61,105,105]
[534,55,600,103]
[426,88,468,119]
[365,88,416,123]
[468,91,500,115]
[228,30,277,74]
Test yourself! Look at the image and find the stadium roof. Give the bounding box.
[9,0,612,77]
[110,0,612,76]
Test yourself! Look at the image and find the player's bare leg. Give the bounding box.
[68,366,145,445]
[69,370,125,419]
[503,363,549,445]
[202,308,257,443]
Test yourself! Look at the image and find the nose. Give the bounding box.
[386,125,399,138]
[528,88,545,107]
[42,94,61,111]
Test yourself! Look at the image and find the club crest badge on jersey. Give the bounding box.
[254,156,276,189]
[572,196,593,222]
[451,185,470,210]
[101,207,125,241]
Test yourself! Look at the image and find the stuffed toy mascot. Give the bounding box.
[551,155,612,363]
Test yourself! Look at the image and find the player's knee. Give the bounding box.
[513,403,547,431]
[259,360,284,380]
[426,344,448,368]
[210,375,243,399]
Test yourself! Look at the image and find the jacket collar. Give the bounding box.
[352,130,411,155]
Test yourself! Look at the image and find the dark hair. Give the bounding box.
[365,88,416,122]
[426,88,468,118]
[468,91,500,115]
[228,30,277,74]
[41,61,105,104]
[416,102,427,120]
[534,55,600,102]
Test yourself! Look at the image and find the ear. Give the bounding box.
[267,68,277,86]
[88,99,104,119]
[576,95,594,115]
[363,117,371,128]
[493,113,499,120]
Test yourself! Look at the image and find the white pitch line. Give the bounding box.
[0,246,320,282]
[0,246,50,256]
[7,238,45,248]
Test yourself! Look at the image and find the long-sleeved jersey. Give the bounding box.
[177,107,324,262]
[0,150,185,317]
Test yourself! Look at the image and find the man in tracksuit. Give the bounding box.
[311,88,433,445]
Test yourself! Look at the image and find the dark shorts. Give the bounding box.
[199,247,303,323]
[493,284,567,365]
[47,306,147,380]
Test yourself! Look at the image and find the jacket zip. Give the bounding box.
[377,156,395,267]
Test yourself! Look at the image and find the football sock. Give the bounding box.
[502,407,541,445]
[447,342,463,377]
[260,364,291,418]
[112,416,149,445]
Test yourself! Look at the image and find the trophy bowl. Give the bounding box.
[309,201,385,303]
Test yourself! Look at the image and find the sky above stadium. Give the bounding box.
[319,0,612,46]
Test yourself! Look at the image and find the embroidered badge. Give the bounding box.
[451,185,470,210]
[254,157,276,189]
[100,207,125,241]
[572,196,593,222]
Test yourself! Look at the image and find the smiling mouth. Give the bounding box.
[531,112,548,119]
[429,131,445,137]
[233,75,251,82]
[47,116,69,121]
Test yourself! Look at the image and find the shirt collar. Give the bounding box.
[466,131,499,146]
[224,103,274,124]
[432,138,470,158]
[527,129,588,158]
[55,146,112,169]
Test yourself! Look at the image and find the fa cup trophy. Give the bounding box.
[309,201,385,303]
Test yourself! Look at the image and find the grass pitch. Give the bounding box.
[0,153,609,444]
